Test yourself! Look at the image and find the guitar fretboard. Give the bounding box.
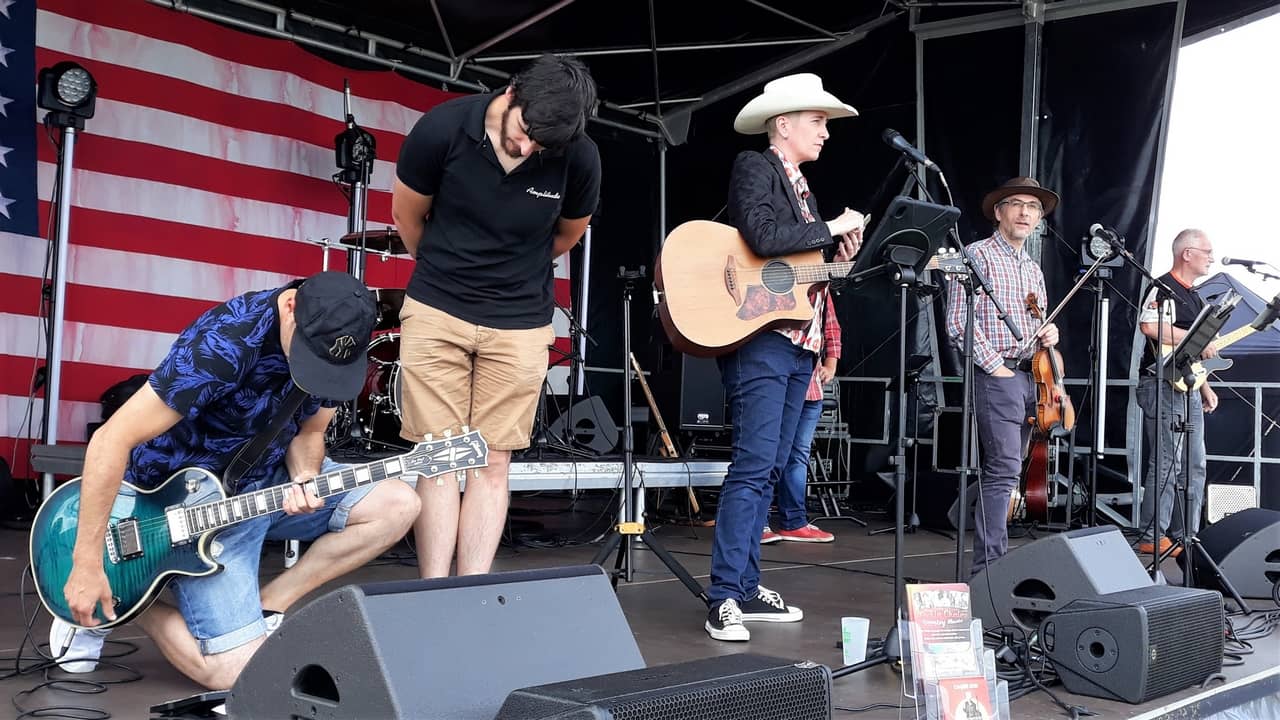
[183,455,413,535]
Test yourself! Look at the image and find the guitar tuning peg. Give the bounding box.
[424,433,434,442]
[461,424,470,433]
[443,428,453,438]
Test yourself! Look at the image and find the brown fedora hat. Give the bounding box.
[981,177,1060,221]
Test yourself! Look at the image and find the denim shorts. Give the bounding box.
[167,458,374,655]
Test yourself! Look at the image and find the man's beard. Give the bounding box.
[499,105,524,158]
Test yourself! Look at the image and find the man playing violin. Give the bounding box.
[944,177,1060,577]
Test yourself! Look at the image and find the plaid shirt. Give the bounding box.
[806,290,842,401]
[944,231,1046,374]
[767,145,824,352]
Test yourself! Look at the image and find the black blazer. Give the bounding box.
[726,150,833,258]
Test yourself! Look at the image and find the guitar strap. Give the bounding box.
[220,385,310,494]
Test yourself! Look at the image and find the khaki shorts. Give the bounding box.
[398,296,553,451]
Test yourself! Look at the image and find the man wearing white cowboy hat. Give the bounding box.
[944,177,1061,577]
[703,73,867,642]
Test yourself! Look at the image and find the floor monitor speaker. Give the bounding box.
[226,565,644,720]
[969,526,1151,634]
[1040,585,1224,704]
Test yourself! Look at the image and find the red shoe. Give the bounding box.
[761,526,782,545]
[776,524,834,543]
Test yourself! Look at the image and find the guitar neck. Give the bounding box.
[185,455,406,535]
[629,353,678,457]
[1162,323,1256,357]
[792,261,855,284]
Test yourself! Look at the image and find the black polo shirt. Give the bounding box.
[1139,271,1205,372]
[396,91,601,329]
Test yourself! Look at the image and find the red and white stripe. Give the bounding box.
[3,0,571,479]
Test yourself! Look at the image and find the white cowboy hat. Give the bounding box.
[733,73,858,135]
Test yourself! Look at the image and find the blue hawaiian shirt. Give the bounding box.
[125,284,332,491]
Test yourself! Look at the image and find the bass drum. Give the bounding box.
[359,331,405,441]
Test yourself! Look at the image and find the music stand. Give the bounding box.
[834,196,958,679]
[1152,294,1249,613]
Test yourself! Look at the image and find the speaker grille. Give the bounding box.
[606,663,830,720]
[1138,589,1224,699]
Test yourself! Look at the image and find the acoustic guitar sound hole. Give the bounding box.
[760,260,795,294]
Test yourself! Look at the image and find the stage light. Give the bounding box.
[38,61,98,128]
[1080,231,1124,268]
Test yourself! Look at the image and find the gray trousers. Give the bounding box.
[971,369,1036,577]
[1137,375,1206,543]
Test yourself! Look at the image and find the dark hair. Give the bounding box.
[509,54,597,150]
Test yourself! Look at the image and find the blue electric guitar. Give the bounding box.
[30,429,488,629]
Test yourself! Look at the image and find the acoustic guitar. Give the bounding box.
[656,220,964,357]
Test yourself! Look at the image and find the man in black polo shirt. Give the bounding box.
[1136,228,1220,557]
[391,54,600,578]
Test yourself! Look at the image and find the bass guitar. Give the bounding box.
[1160,291,1279,392]
[656,220,965,357]
[31,429,489,629]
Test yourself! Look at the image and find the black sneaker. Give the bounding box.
[739,585,803,623]
[704,598,750,641]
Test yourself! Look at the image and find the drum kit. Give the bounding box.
[308,228,412,448]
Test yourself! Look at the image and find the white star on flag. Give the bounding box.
[0,146,11,167]
[0,95,11,118]
[0,44,12,68]
[0,0,13,20]
[0,193,15,220]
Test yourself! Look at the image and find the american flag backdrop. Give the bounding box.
[1,0,574,479]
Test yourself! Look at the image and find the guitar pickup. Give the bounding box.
[115,517,144,560]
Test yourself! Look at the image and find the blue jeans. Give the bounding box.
[167,458,374,654]
[708,332,815,604]
[777,398,823,531]
[1137,375,1206,542]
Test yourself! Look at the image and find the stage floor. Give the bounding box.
[2,494,1276,719]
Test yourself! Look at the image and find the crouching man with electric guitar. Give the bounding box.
[36,272,423,690]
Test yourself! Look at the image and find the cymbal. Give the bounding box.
[339,229,407,256]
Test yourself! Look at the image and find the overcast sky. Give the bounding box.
[1153,12,1280,301]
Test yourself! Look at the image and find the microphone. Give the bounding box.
[1088,223,1119,243]
[1222,256,1264,267]
[881,129,940,172]
[343,79,353,125]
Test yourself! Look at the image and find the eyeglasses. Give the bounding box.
[998,199,1043,214]
[1185,247,1214,258]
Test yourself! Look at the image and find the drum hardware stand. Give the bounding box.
[327,79,386,454]
[592,267,708,604]
[527,302,599,459]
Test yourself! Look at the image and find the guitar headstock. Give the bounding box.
[402,428,490,480]
[1253,292,1280,331]
[927,248,967,279]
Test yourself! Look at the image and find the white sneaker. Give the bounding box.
[704,598,750,642]
[49,617,109,673]
[264,611,284,635]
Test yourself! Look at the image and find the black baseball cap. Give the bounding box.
[288,272,377,401]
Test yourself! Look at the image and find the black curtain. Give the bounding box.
[1037,3,1179,458]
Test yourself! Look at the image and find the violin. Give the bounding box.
[1022,293,1075,523]
[1024,293,1076,437]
